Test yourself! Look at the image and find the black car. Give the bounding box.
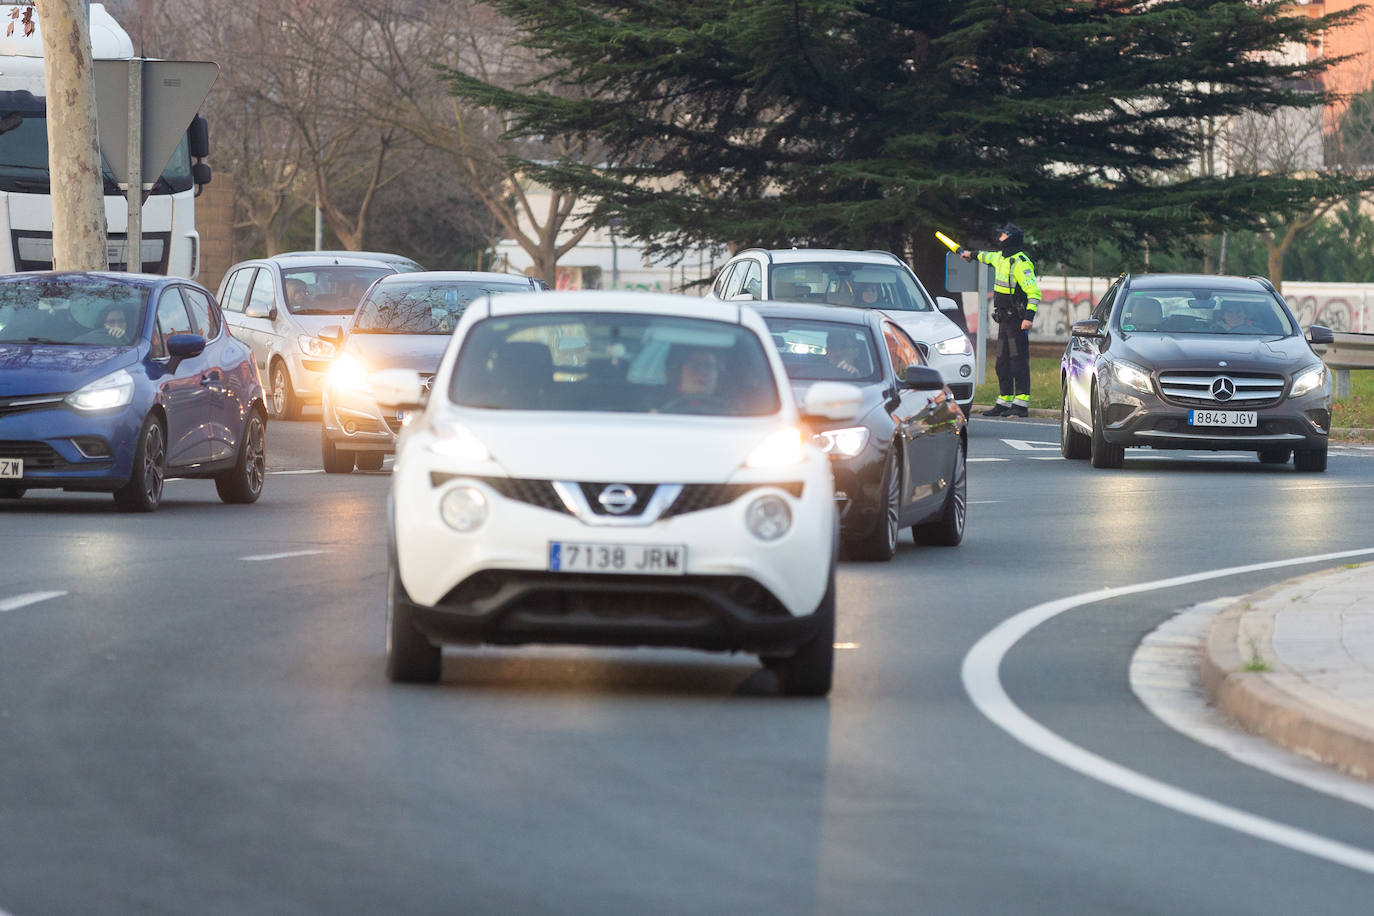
[754,302,967,560]
[0,272,268,510]
[1060,273,1334,471]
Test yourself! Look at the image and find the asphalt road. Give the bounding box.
[2,415,1373,914]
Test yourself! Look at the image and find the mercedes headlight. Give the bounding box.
[298,334,336,359]
[1112,360,1153,395]
[65,367,135,411]
[814,426,870,457]
[1290,364,1326,398]
[934,333,973,356]
[327,352,370,393]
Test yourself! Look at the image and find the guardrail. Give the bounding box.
[1317,332,1374,398]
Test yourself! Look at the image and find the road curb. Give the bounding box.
[1199,568,1374,782]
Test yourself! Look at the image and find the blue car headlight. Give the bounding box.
[65,368,135,412]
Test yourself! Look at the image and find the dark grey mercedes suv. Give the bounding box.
[1059,274,1334,471]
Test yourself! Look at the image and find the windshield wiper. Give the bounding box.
[4,336,74,345]
[292,308,351,316]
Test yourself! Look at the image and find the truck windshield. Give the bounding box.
[0,109,192,195]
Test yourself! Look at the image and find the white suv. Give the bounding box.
[376,291,862,695]
[707,249,976,417]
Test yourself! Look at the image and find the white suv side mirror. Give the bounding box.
[802,382,864,421]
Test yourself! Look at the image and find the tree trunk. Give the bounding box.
[35,0,107,270]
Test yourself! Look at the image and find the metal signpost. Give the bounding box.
[92,59,218,271]
[944,251,993,385]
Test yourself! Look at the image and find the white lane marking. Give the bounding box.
[968,457,1009,463]
[1278,483,1374,491]
[1028,456,1065,461]
[241,549,329,562]
[1001,438,1059,451]
[962,546,1374,875]
[968,499,1002,505]
[268,469,324,475]
[0,590,66,613]
[1132,599,1374,813]
[834,642,861,650]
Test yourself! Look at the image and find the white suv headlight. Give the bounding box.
[440,486,488,532]
[1290,364,1326,398]
[745,428,804,468]
[65,367,135,411]
[934,333,973,356]
[745,495,792,541]
[1112,360,1153,395]
[427,419,491,462]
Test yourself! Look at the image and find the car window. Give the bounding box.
[154,289,195,359]
[768,261,933,311]
[712,263,738,299]
[220,268,252,314]
[0,276,149,346]
[1091,281,1118,324]
[450,311,782,416]
[281,266,394,316]
[1116,286,1294,336]
[762,316,882,382]
[722,260,761,300]
[354,280,532,334]
[246,268,275,315]
[883,322,924,377]
[181,286,220,338]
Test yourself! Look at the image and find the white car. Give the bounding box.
[378,291,862,695]
[707,248,977,418]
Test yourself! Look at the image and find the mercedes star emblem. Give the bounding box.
[598,484,638,515]
[1211,377,1236,402]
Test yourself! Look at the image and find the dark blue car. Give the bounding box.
[0,272,267,511]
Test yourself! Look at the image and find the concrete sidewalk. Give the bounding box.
[1200,563,1374,782]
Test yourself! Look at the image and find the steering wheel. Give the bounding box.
[661,393,729,414]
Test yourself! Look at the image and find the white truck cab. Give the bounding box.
[0,3,210,276]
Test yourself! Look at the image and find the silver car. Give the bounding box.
[319,271,546,472]
[217,253,399,419]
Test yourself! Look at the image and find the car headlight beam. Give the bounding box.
[1112,360,1154,395]
[934,333,973,356]
[815,426,870,457]
[327,353,371,393]
[745,428,805,468]
[1290,364,1326,398]
[65,367,135,412]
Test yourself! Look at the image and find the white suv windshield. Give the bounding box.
[769,262,933,311]
[450,312,781,416]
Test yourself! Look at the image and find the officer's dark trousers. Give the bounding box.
[994,319,1031,399]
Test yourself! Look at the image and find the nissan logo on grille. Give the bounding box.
[1211,377,1236,402]
[598,484,638,515]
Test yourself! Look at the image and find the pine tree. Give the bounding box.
[441,0,1374,288]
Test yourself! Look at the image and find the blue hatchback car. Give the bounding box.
[0,272,268,511]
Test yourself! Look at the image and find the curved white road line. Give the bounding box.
[0,591,67,612]
[962,546,1374,875]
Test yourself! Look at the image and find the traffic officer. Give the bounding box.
[961,223,1041,417]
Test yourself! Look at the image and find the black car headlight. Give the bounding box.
[1111,360,1154,395]
[1290,364,1326,398]
[814,426,870,457]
